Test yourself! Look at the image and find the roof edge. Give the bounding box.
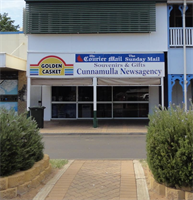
[0,31,24,34]
[24,0,167,2]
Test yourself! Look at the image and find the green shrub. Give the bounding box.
[146,104,193,188]
[0,108,44,176]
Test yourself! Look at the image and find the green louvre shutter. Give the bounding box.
[24,1,156,34]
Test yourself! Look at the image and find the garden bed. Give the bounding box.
[146,166,193,200]
[0,154,52,199]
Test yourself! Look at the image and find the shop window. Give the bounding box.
[97,87,112,101]
[52,86,76,101]
[50,86,151,119]
[0,80,18,95]
[113,103,148,117]
[0,79,18,111]
[0,95,18,101]
[113,87,149,101]
[78,87,93,101]
[52,104,76,118]
[78,104,93,118]
[0,71,18,79]
[0,102,18,112]
[97,104,112,118]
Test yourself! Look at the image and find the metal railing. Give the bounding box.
[169,27,193,47]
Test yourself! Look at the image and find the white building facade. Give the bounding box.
[24,0,168,125]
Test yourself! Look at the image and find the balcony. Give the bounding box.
[169,27,193,47]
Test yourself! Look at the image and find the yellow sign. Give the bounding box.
[30,56,73,76]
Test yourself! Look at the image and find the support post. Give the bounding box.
[183,0,187,111]
[27,77,31,111]
[179,2,188,111]
[161,77,164,108]
[93,77,97,128]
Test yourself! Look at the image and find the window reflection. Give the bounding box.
[51,86,150,119]
[113,103,148,117]
[113,87,149,101]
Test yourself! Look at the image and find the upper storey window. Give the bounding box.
[170,4,193,27]
[23,1,156,34]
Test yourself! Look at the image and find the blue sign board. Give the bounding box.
[76,53,164,63]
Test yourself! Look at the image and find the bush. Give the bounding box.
[146,104,193,188]
[0,108,44,176]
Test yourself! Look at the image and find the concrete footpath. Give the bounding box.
[33,160,149,200]
[40,120,148,135]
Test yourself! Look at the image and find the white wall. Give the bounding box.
[0,33,28,60]
[30,86,41,107]
[149,86,159,114]
[31,85,51,121]
[28,4,167,54]
[42,86,51,121]
[0,53,6,67]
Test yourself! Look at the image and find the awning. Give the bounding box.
[31,78,161,86]
[0,53,26,71]
[97,78,161,85]
[31,78,93,86]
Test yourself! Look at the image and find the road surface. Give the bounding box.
[43,135,146,159]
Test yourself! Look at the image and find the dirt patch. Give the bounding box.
[8,168,59,200]
[141,162,169,200]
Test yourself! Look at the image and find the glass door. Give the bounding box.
[78,86,93,118]
[113,86,149,118]
[97,86,112,118]
[51,86,76,118]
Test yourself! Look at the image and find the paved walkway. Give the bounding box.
[34,160,149,200]
[40,120,148,134]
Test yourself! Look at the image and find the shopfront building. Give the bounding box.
[0,31,27,114]
[27,53,166,122]
[24,0,168,123]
